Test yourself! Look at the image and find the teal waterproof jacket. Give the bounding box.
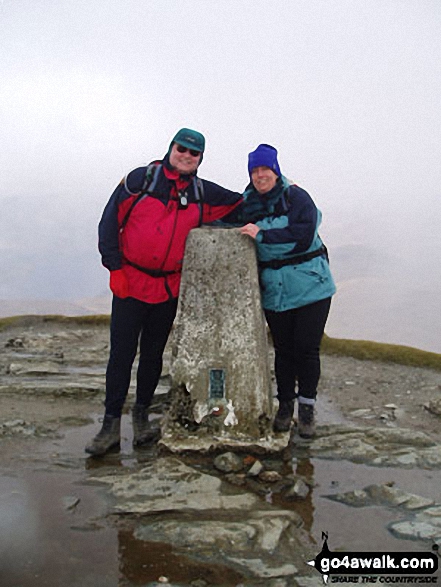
[242,178,336,312]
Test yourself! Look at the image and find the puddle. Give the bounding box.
[0,469,118,587]
[1,418,441,586]
[117,530,246,586]
[282,457,441,552]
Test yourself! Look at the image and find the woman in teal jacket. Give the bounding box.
[240,144,336,437]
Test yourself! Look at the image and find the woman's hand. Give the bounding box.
[239,223,260,239]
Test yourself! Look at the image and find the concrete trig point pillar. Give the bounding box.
[161,227,275,452]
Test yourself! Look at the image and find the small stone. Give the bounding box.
[259,470,283,483]
[424,399,441,417]
[224,473,247,487]
[213,452,243,473]
[247,460,264,477]
[349,408,374,419]
[285,479,310,500]
[63,496,80,511]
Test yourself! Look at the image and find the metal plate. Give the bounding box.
[209,369,225,399]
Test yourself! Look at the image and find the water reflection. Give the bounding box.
[294,457,315,535]
[117,528,246,586]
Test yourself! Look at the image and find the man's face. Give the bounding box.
[169,143,202,175]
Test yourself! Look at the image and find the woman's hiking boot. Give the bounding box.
[273,399,295,433]
[85,415,121,456]
[298,403,315,439]
[132,404,160,446]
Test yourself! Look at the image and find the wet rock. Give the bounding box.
[134,509,304,580]
[0,419,32,436]
[389,505,441,541]
[310,430,380,461]
[213,451,244,473]
[0,419,56,438]
[259,470,283,483]
[424,398,441,417]
[367,428,433,447]
[62,496,80,511]
[228,557,297,579]
[328,484,435,510]
[348,408,375,419]
[365,484,434,509]
[285,478,310,500]
[308,425,441,468]
[224,473,247,486]
[92,457,259,514]
[9,361,62,376]
[247,459,264,477]
[0,380,103,397]
[328,489,369,507]
[372,444,441,468]
[190,580,209,587]
[5,337,25,348]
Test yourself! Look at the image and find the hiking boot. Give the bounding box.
[273,399,295,433]
[298,403,315,439]
[132,404,160,446]
[85,415,121,456]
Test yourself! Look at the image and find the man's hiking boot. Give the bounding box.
[273,399,295,433]
[298,403,315,439]
[85,415,121,457]
[132,404,160,447]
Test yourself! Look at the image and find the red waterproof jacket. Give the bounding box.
[98,160,242,303]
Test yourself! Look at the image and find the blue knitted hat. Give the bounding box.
[248,144,281,178]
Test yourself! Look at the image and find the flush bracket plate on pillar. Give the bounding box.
[209,368,225,400]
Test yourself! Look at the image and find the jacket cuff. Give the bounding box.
[256,230,264,243]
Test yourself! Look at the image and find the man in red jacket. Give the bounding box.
[86,128,242,456]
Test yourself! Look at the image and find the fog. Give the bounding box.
[1,0,440,351]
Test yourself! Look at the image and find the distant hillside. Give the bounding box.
[325,275,440,353]
[0,243,439,354]
[0,295,111,319]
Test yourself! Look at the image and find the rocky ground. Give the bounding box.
[1,316,441,586]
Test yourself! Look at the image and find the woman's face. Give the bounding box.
[251,166,278,194]
[169,143,201,175]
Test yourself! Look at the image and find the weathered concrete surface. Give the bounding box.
[165,227,273,447]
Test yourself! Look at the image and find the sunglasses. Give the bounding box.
[175,144,201,157]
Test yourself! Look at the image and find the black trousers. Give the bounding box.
[104,296,178,417]
[264,297,332,404]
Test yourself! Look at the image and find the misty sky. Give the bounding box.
[1,0,440,306]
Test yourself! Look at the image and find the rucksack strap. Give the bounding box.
[258,245,328,270]
[119,163,162,233]
[123,257,180,277]
[193,177,204,226]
